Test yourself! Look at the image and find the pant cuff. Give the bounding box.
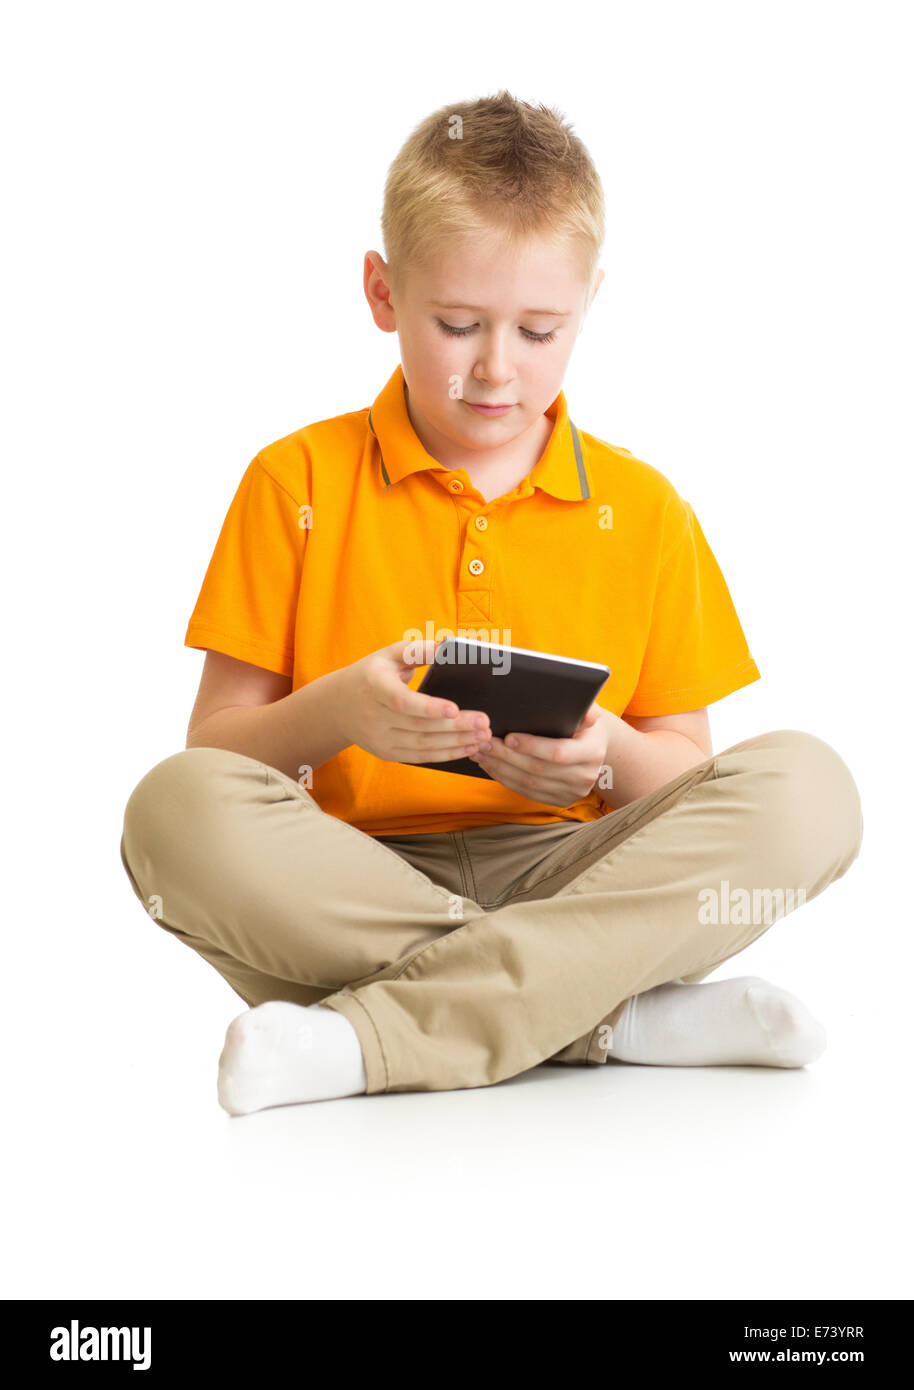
[586,995,633,1062]
[316,990,389,1094]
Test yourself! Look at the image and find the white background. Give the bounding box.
[2,0,911,1300]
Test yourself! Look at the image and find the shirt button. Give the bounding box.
[448,478,464,493]
[475,516,488,530]
[468,558,485,576]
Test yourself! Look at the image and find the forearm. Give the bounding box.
[596,719,712,810]
[186,667,352,782]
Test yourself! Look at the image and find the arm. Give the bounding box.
[186,650,352,783]
[595,707,713,810]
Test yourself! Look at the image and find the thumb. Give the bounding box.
[389,637,445,670]
[575,702,601,734]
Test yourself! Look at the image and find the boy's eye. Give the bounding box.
[435,319,557,345]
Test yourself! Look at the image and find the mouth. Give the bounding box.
[463,400,516,416]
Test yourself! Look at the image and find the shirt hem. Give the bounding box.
[184,623,294,677]
[624,657,761,717]
[355,809,603,838]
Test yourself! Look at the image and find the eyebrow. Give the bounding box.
[429,301,572,317]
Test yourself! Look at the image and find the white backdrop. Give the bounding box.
[2,0,911,1301]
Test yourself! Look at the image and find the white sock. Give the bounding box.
[606,975,827,1068]
[217,1001,367,1114]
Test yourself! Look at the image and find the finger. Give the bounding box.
[391,722,490,754]
[471,755,571,805]
[385,639,459,723]
[383,652,493,735]
[489,731,579,765]
[390,705,492,738]
[574,704,601,734]
[376,676,490,735]
[473,740,594,800]
[393,736,488,762]
[391,637,445,670]
[469,738,554,781]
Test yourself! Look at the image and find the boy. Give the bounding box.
[119,91,863,1115]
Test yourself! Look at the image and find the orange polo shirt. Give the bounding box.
[184,363,760,836]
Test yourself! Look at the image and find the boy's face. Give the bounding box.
[365,231,603,461]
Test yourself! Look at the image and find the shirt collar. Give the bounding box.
[366,363,590,502]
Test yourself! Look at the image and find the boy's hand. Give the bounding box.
[337,638,492,764]
[469,702,613,806]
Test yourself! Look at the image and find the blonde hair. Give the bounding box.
[381,90,605,301]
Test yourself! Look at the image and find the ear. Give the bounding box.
[589,267,605,306]
[578,269,605,334]
[364,251,398,333]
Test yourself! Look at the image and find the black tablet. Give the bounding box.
[401,637,611,779]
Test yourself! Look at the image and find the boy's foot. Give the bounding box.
[606,975,827,1068]
[217,1001,367,1115]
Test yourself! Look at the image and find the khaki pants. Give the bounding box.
[119,729,863,1094]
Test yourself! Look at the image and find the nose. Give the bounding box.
[473,330,516,389]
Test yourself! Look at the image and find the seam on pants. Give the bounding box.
[452,830,481,903]
[368,758,725,989]
[581,1021,602,1062]
[334,991,391,1091]
[493,754,722,906]
[386,905,486,982]
[558,755,722,901]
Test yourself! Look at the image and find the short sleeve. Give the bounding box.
[625,497,760,716]
[183,455,307,677]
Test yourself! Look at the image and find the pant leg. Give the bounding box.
[317,730,864,1092]
[119,746,490,1010]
